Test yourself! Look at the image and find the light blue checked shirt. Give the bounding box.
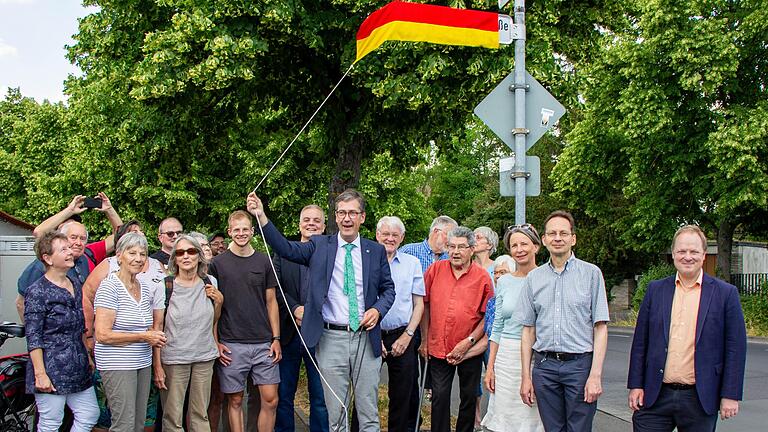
[399,239,448,274]
[515,253,610,353]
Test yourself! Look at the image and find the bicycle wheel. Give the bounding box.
[0,380,35,432]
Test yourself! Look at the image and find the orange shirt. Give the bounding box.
[663,270,703,385]
[424,261,493,359]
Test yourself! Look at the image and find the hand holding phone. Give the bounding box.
[83,197,103,209]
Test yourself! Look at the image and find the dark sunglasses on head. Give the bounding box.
[174,248,199,257]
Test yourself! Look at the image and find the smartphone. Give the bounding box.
[83,197,103,209]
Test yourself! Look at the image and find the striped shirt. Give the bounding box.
[94,273,165,370]
[399,239,448,274]
[515,253,610,353]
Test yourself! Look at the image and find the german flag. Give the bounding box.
[356,1,500,63]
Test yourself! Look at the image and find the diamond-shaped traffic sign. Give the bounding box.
[474,71,565,151]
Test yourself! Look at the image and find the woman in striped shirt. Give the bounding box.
[94,232,167,432]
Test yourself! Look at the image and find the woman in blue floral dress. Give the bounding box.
[24,231,100,431]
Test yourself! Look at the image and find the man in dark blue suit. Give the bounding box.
[628,225,747,431]
[247,189,396,432]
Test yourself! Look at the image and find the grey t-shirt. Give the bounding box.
[161,277,219,364]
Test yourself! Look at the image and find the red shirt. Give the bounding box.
[85,240,108,272]
[424,261,493,359]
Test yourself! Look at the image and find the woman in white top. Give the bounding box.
[155,234,223,431]
[481,224,544,432]
[94,233,166,432]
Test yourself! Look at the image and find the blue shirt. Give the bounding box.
[380,252,425,330]
[24,276,91,395]
[515,253,610,353]
[399,239,448,274]
[489,275,526,342]
[18,255,89,296]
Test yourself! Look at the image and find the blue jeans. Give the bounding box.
[632,385,717,432]
[276,335,329,432]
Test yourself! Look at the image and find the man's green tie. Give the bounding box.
[342,243,360,330]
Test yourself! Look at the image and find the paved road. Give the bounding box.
[598,327,768,431]
[313,327,768,431]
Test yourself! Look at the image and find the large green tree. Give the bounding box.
[54,0,627,236]
[554,0,768,279]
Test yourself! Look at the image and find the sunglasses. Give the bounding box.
[163,230,184,238]
[174,248,199,257]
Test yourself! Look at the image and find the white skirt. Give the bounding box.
[481,337,544,432]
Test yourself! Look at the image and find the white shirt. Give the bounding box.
[322,233,365,325]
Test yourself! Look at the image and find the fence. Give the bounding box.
[730,273,768,295]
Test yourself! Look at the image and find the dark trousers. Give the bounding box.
[382,328,418,432]
[276,335,329,432]
[531,352,596,432]
[407,329,424,432]
[429,355,482,432]
[632,386,717,432]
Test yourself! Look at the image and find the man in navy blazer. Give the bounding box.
[628,225,747,431]
[247,189,396,432]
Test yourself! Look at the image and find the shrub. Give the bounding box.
[632,263,676,311]
[741,280,768,336]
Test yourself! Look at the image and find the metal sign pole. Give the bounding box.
[513,0,527,225]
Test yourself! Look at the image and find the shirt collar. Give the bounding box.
[392,250,403,263]
[547,252,576,273]
[337,233,361,249]
[675,269,703,289]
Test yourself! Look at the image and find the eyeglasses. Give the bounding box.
[545,231,572,239]
[162,230,183,238]
[174,248,199,257]
[335,210,362,219]
[507,223,533,232]
[447,244,471,251]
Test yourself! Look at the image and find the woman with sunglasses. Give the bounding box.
[155,234,223,431]
[481,224,544,432]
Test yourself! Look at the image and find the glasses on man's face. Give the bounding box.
[447,244,471,251]
[174,248,199,257]
[163,230,183,238]
[545,231,572,239]
[335,210,362,219]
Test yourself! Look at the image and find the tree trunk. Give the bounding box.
[716,218,735,282]
[327,136,364,235]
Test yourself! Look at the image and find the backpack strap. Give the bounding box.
[163,276,175,328]
[83,247,98,268]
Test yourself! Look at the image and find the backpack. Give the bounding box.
[163,275,215,328]
[83,247,98,268]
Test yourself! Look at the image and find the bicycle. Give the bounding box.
[0,322,34,431]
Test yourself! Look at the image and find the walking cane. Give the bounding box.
[414,356,430,432]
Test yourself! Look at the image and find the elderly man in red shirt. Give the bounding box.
[419,226,494,432]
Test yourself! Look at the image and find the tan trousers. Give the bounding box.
[160,360,215,432]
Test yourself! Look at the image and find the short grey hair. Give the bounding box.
[494,254,515,269]
[188,231,209,245]
[377,216,406,235]
[116,232,148,255]
[474,226,499,254]
[430,215,457,232]
[167,234,209,279]
[448,226,476,247]
[59,221,89,242]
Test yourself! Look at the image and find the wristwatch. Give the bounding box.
[468,335,476,345]
[405,328,415,337]
[272,336,281,342]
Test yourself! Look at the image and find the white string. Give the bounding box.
[255,220,351,432]
[253,63,355,193]
[250,63,359,432]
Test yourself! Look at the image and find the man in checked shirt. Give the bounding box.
[515,210,610,431]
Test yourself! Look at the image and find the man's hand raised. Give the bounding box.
[246,192,269,226]
[67,195,88,215]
